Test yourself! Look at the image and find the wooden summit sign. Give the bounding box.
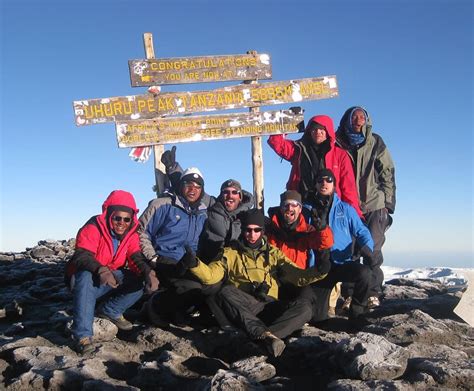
[116,109,304,147]
[129,53,272,86]
[73,76,338,126]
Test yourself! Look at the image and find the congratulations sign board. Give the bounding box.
[129,53,272,86]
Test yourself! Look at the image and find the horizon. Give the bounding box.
[1,0,473,270]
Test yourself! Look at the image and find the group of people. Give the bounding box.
[65,106,396,357]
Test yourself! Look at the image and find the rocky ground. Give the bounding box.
[0,240,473,390]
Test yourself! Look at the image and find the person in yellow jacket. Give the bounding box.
[179,209,333,357]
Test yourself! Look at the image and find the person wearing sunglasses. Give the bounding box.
[139,167,218,327]
[307,169,375,324]
[268,114,362,217]
[336,107,396,308]
[65,190,159,355]
[267,190,333,271]
[182,209,333,358]
[198,179,254,263]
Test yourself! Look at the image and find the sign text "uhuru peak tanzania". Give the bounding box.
[74,76,338,126]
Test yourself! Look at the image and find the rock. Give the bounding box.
[231,355,276,382]
[0,239,473,390]
[65,317,118,342]
[364,309,468,348]
[333,332,409,380]
[210,369,264,390]
[30,246,56,259]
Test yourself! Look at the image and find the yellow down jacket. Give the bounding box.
[190,239,327,300]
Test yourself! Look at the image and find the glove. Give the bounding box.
[311,206,329,231]
[179,246,198,270]
[144,269,159,294]
[97,266,118,288]
[315,249,331,275]
[360,245,376,269]
[160,146,176,170]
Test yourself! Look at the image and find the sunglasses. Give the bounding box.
[317,176,334,184]
[183,181,202,189]
[282,201,301,208]
[244,227,263,233]
[222,189,240,195]
[112,216,132,223]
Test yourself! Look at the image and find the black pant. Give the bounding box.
[310,262,372,322]
[216,284,312,339]
[151,263,222,319]
[364,209,393,296]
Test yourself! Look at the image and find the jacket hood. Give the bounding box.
[338,106,372,137]
[102,190,139,215]
[101,190,139,228]
[300,115,336,148]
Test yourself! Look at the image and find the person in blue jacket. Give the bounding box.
[306,169,375,322]
[139,167,218,327]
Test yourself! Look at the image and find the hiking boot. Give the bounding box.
[260,331,286,358]
[367,296,380,309]
[341,296,352,312]
[97,313,133,331]
[328,306,336,318]
[75,337,94,355]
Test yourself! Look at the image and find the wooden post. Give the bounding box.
[143,33,167,195]
[251,109,264,210]
[247,51,264,210]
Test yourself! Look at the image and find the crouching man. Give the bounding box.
[179,209,332,357]
[65,190,159,354]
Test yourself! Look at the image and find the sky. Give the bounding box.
[1,0,472,268]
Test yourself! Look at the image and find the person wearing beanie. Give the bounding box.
[305,169,375,323]
[198,178,254,263]
[268,114,362,216]
[65,190,159,355]
[184,209,333,358]
[336,107,396,307]
[266,190,333,270]
[138,165,213,328]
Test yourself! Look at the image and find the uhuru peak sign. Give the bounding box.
[72,33,339,205]
[129,53,272,86]
[73,76,338,127]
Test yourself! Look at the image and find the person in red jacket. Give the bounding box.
[268,115,362,216]
[65,190,159,354]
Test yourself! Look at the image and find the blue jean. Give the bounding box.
[71,269,144,340]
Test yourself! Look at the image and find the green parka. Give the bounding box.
[190,238,327,300]
[336,107,396,214]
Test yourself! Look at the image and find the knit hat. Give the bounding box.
[220,179,242,193]
[241,209,265,228]
[180,167,204,187]
[280,190,302,205]
[316,169,336,187]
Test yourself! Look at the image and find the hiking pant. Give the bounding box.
[310,262,372,322]
[216,284,312,339]
[364,208,393,296]
[72,269,144,340]
[151,263,224,323]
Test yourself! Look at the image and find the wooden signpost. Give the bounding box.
[73,76,338,127]
[73,33,339,208]
[129,53,272,86]
[116,109,304,147]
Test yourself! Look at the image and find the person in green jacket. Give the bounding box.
[336,107,396,307]
[179,209,332,357]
